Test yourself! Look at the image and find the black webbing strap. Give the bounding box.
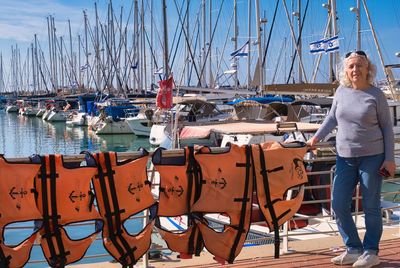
[38,156,70,266]
[257,145,280,258]
[186,147,196,254]
[39,156,70,267]
[100,153,137,265]
[0,247,11,267]
[188,146,205,255]
[48,155,69,267]
[194,225,204,256]
[95,153,127,264]
[39,157,57,263]
[228,145,252,263]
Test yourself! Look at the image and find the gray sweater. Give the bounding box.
[314,85,394,161]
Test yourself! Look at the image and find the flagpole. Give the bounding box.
[255,0,263,90]
[298,0,302,83]
[233,0,238,90]
[162,0,169,78]
[331,0,339,82]
[247,0,251,89]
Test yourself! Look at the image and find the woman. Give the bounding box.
[307,50,395,267]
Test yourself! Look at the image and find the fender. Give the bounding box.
[251,141,308,258]
[152,146,203,259]
[35,154,100,267]
[192,144,253,264]
[93,151,156,267]
[0,155,41,268]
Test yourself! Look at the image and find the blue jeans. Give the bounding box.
[332,153,384,255]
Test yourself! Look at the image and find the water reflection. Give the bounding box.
[0,111,150,157]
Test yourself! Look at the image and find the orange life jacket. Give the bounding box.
[152,147,203,259]
[92,151,156,267]
[251,141,308,258]
[35,154,100,267]
[192,144,253,264]
[0,155,41,268]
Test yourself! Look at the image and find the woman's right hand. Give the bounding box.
[306,136,319,147]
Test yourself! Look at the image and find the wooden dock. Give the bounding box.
[71,227,399,267]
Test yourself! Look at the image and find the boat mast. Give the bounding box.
[185,0,190,86]
[151,0,155,87]
[0,53,4,92]
[162,0,169,77]
[141,0,148,93]
[68,19,75,93]
[354,0,361,50]
[84,11,90,91]
[95,2,101,91]
[282,0,307,83]
[134,0,139,91]
[255,0,263,90]
[361,0,396,98]
[209,0,212,88]
[247,0,251,89]
[331,0,339,81]
[297,0,302,83]
[201,0,206,87]
[233,0,238,89]
[31,44,36,93]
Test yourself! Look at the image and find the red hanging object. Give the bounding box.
[156,76,174,109]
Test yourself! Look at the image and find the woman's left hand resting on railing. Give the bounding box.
[306,136,319,147]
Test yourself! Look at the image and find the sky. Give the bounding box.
[0,0,399,91]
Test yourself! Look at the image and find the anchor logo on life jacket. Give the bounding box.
[128,182,144,195]
[69,191,87,203]
[9,187,28,200]
[211,177,227,189]
[167,185,184,197]
[293,158,304,180]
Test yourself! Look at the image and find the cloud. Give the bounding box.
[0,0,90,44]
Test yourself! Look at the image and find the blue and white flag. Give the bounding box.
[309,35,339,54]
[309,39,325,54]
[323,35,339,53]
[80,63,89,71]
[230,41,249,58]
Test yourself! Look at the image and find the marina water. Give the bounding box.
[0,110,151,267]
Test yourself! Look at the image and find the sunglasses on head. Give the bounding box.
[345,50,367,58]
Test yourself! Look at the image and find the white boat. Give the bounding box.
[5,105,19,113]
[46,110,68,122]
[91,116,134,135]
[36,108,45,117]
[66,111,88,126]
[126,112,153,137]
[148,97,234,147]
[41,108,52,120]
[173,121,321,148]
[149,124,169,146]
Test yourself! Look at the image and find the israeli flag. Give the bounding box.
[79,63,89,71]
[323,35,339,53]
[309,39,325,54]
[230,41,249,58]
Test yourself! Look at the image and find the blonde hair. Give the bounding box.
[338,53,377,87]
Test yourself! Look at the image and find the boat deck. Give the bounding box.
[180,121,321,139]
[71,227,399,267]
